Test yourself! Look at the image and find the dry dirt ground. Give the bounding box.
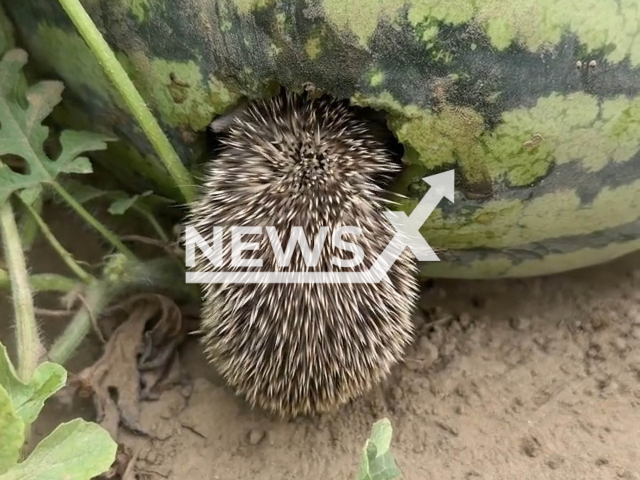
[3,208,640,480]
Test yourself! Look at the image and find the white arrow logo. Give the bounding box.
[186,169,455,284]
[384,169,454,261]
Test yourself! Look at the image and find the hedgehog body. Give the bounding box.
[187,92,418,417]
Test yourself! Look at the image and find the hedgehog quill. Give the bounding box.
[187,91,418,417]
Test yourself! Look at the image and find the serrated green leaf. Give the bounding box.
[0,49,113,205]
[0,418,117,480]
[61,157,93,174]
[108,195,138,215]
[0,342,66,427]
[355,419,402,480]
[56,130,105,174]
[0,385,25,475]
[108,190,152,215]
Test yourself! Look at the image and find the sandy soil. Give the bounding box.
[3,207,640,480]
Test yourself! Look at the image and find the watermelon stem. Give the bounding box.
[0,199,43,382]
[21,197,95,283]
[56,0,197,204]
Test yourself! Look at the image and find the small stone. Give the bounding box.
[449,321,463,334]
[441,341,456,357]
[618,470,638,479]
[596,458,609,466]
[248,429,266,445]
[429,326,445,346]
[146,450,158,464]
[418,336,439,367]
[533,335,551,352]
[454,384,469,398]
[591,312,609,330]
[454,405,464,415]
[392,386,404,402]
[589,59,597,69]
[546,454,564,470]
[153,421,173,440]
[575,60,583,69]
[614,337,628,353]
[510,317,531,331]
[180,383,193,398]
[587,342,605,361]
[458,312,472,329]
[419,335,432,350]
[412,443,426,454]
[139,446,151,461]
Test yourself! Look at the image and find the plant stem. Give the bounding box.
[51,182,136,260]
[47,278,113,365]
[0,200,43,381]
[48,256,199,365]
[134,206,170,243]
[56,0,195,204]
[22,200,94,283]
[18,194,43,252]
[0,269,78,293]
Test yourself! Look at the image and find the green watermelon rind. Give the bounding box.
[4,0,639,277]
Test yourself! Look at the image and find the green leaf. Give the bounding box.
[0,385,24,475]
[59,180,106,204]
[0,49,113,205]
[108,190,152,215]
[56,131,101,174]
[0,419,117,480]
[18,185,42,205]
[60,178,175,210]
[355,419,403,480]
[368,418,393,453]
[0,342,66,427]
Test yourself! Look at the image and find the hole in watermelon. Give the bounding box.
[203,88,406,192]
[349,104,405,189]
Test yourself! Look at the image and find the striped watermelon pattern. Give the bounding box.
[3,0,639,278]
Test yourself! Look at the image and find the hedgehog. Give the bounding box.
[187,90,418,417]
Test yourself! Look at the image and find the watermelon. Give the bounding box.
[3,0,639,278]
